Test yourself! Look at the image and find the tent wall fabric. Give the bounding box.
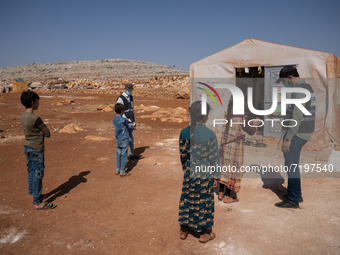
[190,39,340,150]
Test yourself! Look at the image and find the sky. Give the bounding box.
[0,0,339,70]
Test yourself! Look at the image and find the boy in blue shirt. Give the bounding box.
[112,103,133,177]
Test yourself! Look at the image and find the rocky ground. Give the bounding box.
[0,91,339,255]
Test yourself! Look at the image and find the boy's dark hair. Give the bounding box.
[276,66,299,83]
[21,91,40,108]
[115,103,125,114]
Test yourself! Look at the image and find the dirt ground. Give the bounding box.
[0,92,339,255]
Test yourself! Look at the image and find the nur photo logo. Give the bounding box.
[196,82,223,111]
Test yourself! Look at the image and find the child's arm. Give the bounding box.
[35,117,51,137]
[125,119,133,130]
[242,116,257,135]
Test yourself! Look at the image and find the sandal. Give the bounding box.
[199,232,216,243]
[120,172,131,177]
[36,202,57,210]
[218,192,225,201]
[180,230,188,240]
[115,172,120,175]
[223,196,239,204]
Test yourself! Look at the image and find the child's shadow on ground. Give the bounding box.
[45,171,91,203]
[260,170,286,200]
[126,146,149,172]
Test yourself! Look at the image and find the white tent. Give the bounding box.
[190,39,340,150]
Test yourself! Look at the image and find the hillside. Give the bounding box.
[0,59,189,83]
[0,59,190,99]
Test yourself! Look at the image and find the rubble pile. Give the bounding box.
[138,105,189,123]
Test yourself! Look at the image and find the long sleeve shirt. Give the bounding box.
[285,79,313,141]
[112,114,133,140]
[20,112,50,151]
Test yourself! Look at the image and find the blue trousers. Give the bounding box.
[116,139,129,174]
[128,128,134,157]
[24,146,45,205]
[284,136,307,203]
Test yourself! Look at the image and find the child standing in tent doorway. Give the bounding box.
[218,96,260,203]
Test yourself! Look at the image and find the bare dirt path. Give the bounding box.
[0,92,339,254]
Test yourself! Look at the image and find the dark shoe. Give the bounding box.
[283,195,303,203]
[129,155,140,160]
[275,200,299,209]
[36,202,57,210]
